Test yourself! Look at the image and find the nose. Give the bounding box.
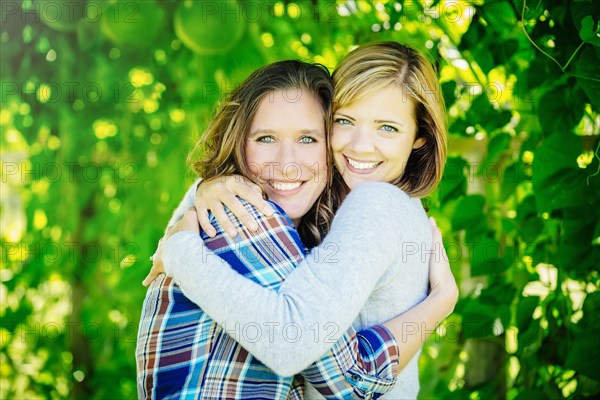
[276,141,296,165]
[274,141,301,180]
[348,127,375,154]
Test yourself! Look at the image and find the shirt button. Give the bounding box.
[352,374,362,382]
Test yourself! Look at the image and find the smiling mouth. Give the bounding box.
[269,181,303,191]
[345,156,382,171]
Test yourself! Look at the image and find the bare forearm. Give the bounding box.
[383,287,457,373]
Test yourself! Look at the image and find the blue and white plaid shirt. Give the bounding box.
[136,200,399,399]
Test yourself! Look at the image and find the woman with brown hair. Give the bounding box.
[139,57,444,400]
[144,42,457,399]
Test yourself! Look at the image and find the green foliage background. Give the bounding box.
[1,0,599,398]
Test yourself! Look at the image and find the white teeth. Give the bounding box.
[347,157,381,170]
[271,181,302,191]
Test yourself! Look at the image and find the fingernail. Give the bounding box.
[264,206,274,216]
[227,228,237,237]
[249,222,259,231]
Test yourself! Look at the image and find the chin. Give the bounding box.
[282,208,305,223]
[344,175,373,189]
[273,202,303,221]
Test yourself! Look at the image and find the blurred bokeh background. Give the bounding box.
[1,0,599,398]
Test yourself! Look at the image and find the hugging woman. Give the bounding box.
[138,42,457,400]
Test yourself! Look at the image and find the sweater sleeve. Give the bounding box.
[164,177,202,233]
[163,182,419,376]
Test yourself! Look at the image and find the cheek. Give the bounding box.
[386,141,414,168]
[315,146,328,186]
[300,142,327,164]
[330,127,345,152]
[244,142,258,165]
[298,145,327,185]
[245,144,270,176]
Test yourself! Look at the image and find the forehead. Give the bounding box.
[336,86,415,119]
[250,89,325,132]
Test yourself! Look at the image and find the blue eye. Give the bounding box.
[299,136,315,144]
[381,125,398,133]
[257,136,275,143]
[334,118,352,126]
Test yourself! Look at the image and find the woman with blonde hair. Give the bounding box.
[146,42,457,399]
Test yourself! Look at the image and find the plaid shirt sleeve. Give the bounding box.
[300,325,399,399]
[209,199,400,398]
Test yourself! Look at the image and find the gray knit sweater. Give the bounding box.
[162,181,431,399]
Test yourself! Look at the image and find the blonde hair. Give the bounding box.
[332,42,448,197]
[187,60,335,247]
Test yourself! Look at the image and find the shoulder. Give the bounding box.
[342,182,410,209]
[339,183,431,231]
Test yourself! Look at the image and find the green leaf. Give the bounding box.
[532,132,592,212]
[581,291,600,330]
[571,0,600,31]
[516,195,537,221]
[565,332,600,381]
[483,133,511,165]
[538,84,586,136]
[517,296,541,330]
[518,318,543,356]
[577,375,600,398]
[515,196,544,242]
[482,1,516,30]
[459,14,485,51]
[575,47,600,109]
[461,302,497,339]
[438,156,468,204]
[500,161,528,201]
[580,16,600,46]
[441,81,458,108]
[451,195,485,231]
[557,204,600,275]
[467,95,512,133]
[514,389,549,400]
[469,237,509,276]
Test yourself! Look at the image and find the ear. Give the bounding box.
[412,137,426,149]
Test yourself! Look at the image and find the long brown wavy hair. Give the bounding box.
[187,60,336,248]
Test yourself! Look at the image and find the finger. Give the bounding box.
[223,177,273,216]
[208,200,238,237]
[194,193,215,236]
[220,194,259,231]
[142,266,160,286]
[196,206,216,237]
[428,223,449,264]
[238,184,274,217]
[239,177,263,195]
[247,181,263,194]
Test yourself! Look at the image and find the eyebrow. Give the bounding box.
[248,129,274,136]
[249,128,325,136]
[374,119,405,128]
[335,113,406,129]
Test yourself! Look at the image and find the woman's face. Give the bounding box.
[245,89,328,226]
[331,85,425,189]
